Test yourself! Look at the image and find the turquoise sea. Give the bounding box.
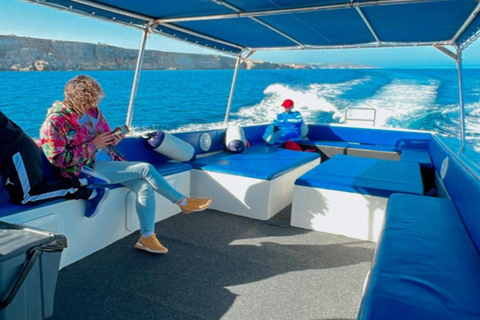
[0,69,479,151]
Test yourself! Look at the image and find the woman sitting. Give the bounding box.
[40,75,211,255]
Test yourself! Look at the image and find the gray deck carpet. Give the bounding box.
[50,206,376,320]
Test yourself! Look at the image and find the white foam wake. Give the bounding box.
[233,77,371,124]
[234,83,341,124]
[351,79,440,127]
[164,77,370,132]
[439,101,480,152]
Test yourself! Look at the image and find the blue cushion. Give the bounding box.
[189,145,319,180]
[347,143,397,152]
[359,194,480,320]
[300,140,350,148]
[301,139,398,152]
[150,160,192,176]
[243,124,269,144]
[307,124,431,148]
[248,140,284,148]
[400,148,433,168]
[295,155,423,197]
[429,136,480,253]
[0,188,65,219]
[0,159,191,220]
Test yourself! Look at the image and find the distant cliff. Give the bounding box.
[0,35,372,71]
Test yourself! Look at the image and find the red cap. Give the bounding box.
[281,99,294,108]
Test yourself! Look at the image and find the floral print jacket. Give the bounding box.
[40,101,125,177]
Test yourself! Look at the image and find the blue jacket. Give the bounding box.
[273,111,304,143]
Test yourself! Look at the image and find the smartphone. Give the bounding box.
[111,125,130,137]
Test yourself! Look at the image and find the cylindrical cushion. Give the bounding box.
[225,126,246,154]
[147,130,195,162]
[301,122,309,138]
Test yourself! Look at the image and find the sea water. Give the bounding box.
[0,69,479,151]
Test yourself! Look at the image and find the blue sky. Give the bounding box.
[1,0,479,68]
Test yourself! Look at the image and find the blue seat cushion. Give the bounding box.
[149,160,192,176]
[347,143,397,152]
[300,139,398,152]
[400,148,433,168]
[189,145,319,180]
[1,137,191,219]
[359,194,480,320]
[295,155,423,197]
[0,161,191,219]
[300,140,350,148]
[248,140,283,148]
[243,124,269,144]
[0,188,66,219]
[299,140,397,152]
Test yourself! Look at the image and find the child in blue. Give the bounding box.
[263,99,305,145]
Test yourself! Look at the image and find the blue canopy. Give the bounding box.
[29,0,480,54]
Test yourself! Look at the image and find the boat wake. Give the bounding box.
[120,73,480,152]
[351,79,439,127]
[167,78,369,132]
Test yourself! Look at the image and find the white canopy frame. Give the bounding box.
[117,1,480,154]
[223,50,255,124]
[28,0,478,153]
[434,45,466,153]
[126,21,158,128]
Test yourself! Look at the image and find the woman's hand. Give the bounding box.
[109,133,124,146]
[92,132,115,148]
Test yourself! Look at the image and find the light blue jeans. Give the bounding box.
[95,161,184,235]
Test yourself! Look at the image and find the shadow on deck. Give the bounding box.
[51,206,375,320]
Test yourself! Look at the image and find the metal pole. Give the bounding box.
[248,40,450,51]
[160,0,442,23]
[156,21,244,51]
[355,7,380,43]
[451,3,480,44]
[208,0,304,47]
[126,24,153,127]
[224,53,243,124]
[456,49,466,153]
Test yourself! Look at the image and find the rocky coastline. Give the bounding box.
[0,35,372,71]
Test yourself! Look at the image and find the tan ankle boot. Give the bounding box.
[179,197,212,214]
[135,234,168,254]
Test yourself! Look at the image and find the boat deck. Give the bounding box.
[51,207,375,320]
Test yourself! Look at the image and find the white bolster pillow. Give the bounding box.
[225,126,246,154]
[147,130,195,162]
[301,122,309,138]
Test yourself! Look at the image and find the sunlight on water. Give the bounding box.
[157,73,479,154]
[235,83,342,123]
[352,80,439,127]
[0,69,479,154]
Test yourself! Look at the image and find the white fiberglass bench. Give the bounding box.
[0,138,191,268]
[190,146,320,220]
[291,155,423,242]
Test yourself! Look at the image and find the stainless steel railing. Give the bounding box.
[344,108,377,126]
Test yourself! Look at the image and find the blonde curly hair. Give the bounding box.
[63,75,104,114]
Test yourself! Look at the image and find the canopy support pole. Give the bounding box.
[355,7,380,43]
[456,49,466,153]
[161,0,443,23]
[451,3,480,44]
[434,45,467,153]
[223,52,244,124]
[126,22,156,127]
[209,0,304,48]
[434,45,457,60]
